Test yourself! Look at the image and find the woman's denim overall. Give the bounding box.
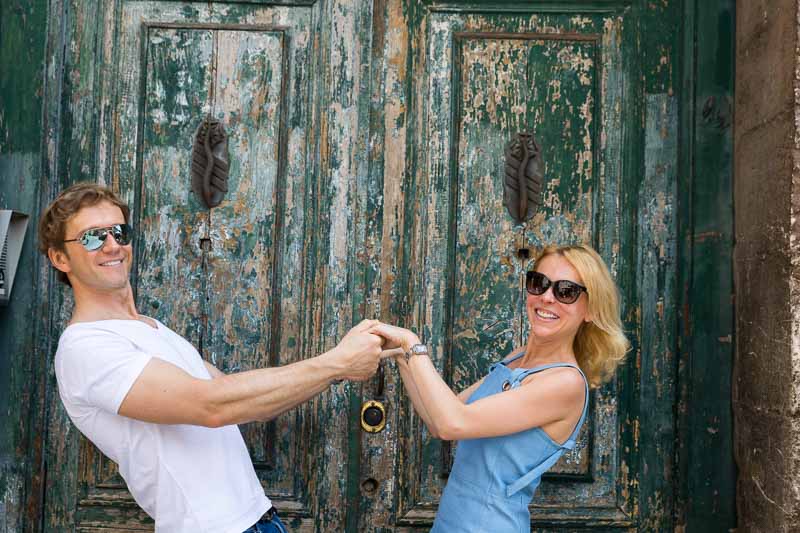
[431,354,589,533]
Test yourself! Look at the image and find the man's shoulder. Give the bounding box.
[60,320,129,340]
[57,320,158,355]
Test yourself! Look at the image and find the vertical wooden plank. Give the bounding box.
[204,27,286,479]
[260,9,317,529]
[675,4,698,529]
[311,0,370,530]
[676,1,736,531]
[205,28,283,372]
[593,13,637,524]
[136,26,212,344]
[42,1,114,530]
[636,0,682,530]
[612,7,642,526]
[355,0,414,529]
[637,93,678,530]
[691,0,736,523]
[350,0,397,530]
[0,0,49,529]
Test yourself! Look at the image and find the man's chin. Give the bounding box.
[87,277,132,292]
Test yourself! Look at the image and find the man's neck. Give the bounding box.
[70,283,140,324]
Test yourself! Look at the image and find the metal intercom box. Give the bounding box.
[0,210,29,306]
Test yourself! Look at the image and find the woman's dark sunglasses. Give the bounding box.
[525,271,587,304]
[63,223,133,251]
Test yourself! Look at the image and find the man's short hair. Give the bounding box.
[38,182,131,286]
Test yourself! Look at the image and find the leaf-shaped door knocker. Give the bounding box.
[503,133,543,224]
[191,116,230,208]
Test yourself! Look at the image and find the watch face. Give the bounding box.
[411,344,428,355]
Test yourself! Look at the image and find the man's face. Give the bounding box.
[50,201,133,292]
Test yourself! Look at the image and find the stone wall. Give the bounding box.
[734,0,800,529]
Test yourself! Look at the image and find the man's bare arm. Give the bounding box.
[203,361,225,379]
[119,320,387,427]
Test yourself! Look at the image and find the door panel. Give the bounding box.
[451,34,600,479]
[384,3,634,528]
[72,2,321,530]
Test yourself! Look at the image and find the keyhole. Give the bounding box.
[517,248,530,260]
[361,478,378,495]
[363,406,384,427]
[200,237,212,251]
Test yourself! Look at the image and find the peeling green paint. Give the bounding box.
[26,0,734,531]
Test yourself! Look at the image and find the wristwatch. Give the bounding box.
[404,343,428,362]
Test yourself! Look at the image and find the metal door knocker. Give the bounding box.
[191,116,230,208]
[503,132,543,224]
[361,400,387,433]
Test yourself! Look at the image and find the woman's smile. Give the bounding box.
[534,308,560,320]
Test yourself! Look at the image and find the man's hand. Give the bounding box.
[370,323,422,355]
[325,320,388,381]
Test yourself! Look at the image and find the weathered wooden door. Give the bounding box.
[45,1,369,531]
[44,0,681,531]
[348,2,682,531]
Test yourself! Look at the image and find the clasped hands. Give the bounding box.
[328,320,422,382]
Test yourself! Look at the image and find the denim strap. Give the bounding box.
[488,350,526,372]
[505,363,590,497]
[506,448,566,497]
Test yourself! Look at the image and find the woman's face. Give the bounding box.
[526,254,591,345]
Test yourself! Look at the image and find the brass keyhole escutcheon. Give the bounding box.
[361,400,386,433]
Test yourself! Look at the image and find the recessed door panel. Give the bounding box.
[72,3,321,530]
[390,5,633,528]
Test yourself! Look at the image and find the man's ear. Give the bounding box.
[48,247,72,276]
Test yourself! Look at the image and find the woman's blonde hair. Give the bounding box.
[535,244,630,388]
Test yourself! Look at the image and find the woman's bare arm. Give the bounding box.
[373,324,584,441]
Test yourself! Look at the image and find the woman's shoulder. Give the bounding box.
[522,364,587,397]
[546,365,586,386]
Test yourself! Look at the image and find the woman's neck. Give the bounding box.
[519,335,577,367]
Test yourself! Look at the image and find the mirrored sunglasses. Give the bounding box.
[525,271,587,304]
[63,223,133,251]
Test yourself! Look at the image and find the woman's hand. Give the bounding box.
[370,323,422,354]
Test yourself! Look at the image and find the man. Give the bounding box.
[39,182,387,532]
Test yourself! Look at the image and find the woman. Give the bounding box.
[373,244,629,532]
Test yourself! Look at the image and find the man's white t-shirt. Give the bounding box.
[55,318,271,533]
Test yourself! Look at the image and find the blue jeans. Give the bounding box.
[243,509,288,533]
